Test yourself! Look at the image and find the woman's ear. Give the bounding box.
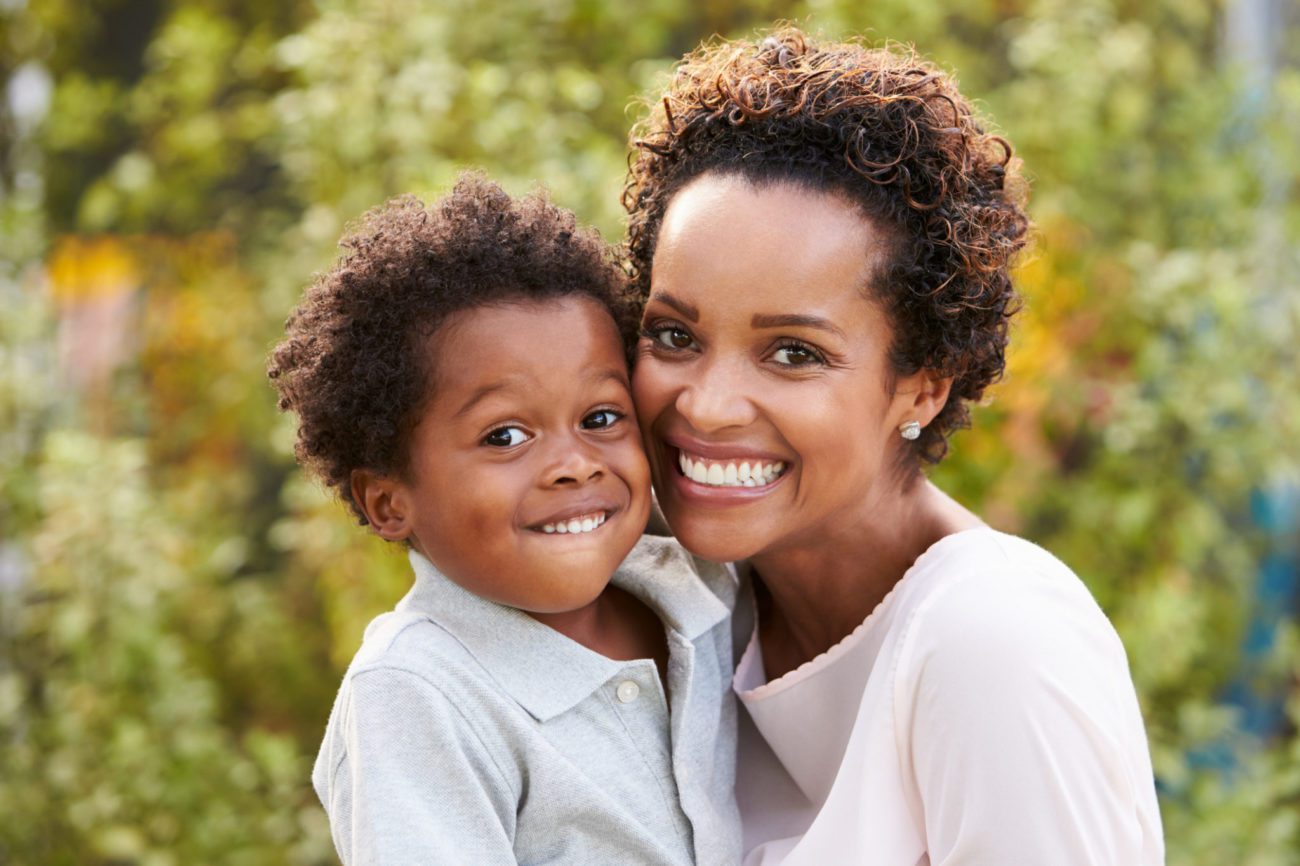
[891,369,953,431]
[351,469,413,542]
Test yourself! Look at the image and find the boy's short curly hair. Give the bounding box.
[269,172,636,523]
[623,28,1031,464]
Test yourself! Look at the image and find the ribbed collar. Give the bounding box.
[400,535,730,722]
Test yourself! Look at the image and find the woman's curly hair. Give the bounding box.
[269,172,637,524]
[624,28,1030,464]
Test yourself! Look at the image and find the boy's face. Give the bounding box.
[373,296,651,614]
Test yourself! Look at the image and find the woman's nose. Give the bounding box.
[674,358,758,433]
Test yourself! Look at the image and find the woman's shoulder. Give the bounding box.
[894,527,1130,685]
[889,531,1162,864]
[902,527,1104,617]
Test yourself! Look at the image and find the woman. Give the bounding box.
[624,28,1164,865]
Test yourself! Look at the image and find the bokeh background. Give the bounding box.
[2,0,1298,863]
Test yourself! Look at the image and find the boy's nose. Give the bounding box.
[543,439,605,486]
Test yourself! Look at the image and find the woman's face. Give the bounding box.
[632,174,933,564]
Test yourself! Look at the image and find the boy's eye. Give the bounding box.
[647,325,696,350]
[581,409,623,430]
[771,342,825,367]
[483,426,530,447]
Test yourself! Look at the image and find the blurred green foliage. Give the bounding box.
[2,0,1299,863]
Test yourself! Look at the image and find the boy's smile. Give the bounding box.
[368,296,651,615]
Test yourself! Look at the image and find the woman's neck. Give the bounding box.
[750,479,982,679]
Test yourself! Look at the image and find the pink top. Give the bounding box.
[734,528,1164,865]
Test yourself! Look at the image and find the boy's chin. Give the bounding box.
[520,559,623,612]
[518,579,610,617]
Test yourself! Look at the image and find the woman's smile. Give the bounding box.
[676,451,786,488]
[666,452,791,508]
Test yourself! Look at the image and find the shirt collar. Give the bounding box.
[611,534,731,642]
[400,535,729,722]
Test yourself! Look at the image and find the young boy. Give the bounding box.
[268,174,741,865]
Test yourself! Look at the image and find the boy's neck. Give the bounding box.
[530,587,669,683]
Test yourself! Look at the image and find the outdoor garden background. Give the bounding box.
[2,0,1299,863]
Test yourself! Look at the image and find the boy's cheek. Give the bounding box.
[616,441,653,489]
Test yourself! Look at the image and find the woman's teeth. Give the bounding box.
[678,452,786,487]
[540,511,607,534]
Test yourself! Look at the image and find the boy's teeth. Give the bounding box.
[540,511,607,535]
[677,451,787,488]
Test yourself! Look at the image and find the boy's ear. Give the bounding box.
[350,469,413,542]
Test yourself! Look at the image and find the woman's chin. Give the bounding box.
[661,506,768,564]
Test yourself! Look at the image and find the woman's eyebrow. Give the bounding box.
[647,291,699,323]
[750,312,845,339]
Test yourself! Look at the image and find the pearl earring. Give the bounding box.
[899,421,922,441]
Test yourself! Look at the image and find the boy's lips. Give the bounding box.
[525,502,620,535]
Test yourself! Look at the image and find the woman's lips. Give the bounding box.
[676,450,786,487]
[663,444,791,503]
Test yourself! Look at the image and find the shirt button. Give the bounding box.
[616,680,640,703]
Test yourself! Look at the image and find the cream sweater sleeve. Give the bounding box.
[898,558,1164,866]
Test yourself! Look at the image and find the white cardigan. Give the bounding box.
[734,527,1165,865]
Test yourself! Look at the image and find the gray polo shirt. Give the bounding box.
[312,535,742,865]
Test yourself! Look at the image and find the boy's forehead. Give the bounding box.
[424,297,631,412]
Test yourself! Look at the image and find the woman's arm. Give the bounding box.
[902,566,1164,866]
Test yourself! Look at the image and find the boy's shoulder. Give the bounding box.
[330,603,530,752]
[335,608,506,720]
[347,607,465,680]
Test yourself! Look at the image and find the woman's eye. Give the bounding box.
[482,426,529,447]
[771,344,824,366]
[581,409,623,430]
[651,326,696,350]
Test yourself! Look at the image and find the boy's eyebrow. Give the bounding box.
[593,367,632,390]
[647,291,699,323]
[453,382,513,419]
[453,368,630,419]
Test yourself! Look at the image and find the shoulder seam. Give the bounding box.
[359,610,438,657]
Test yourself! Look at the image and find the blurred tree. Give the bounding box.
[1,0,1297,863]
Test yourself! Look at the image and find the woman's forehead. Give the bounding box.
[652,175,889,317]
